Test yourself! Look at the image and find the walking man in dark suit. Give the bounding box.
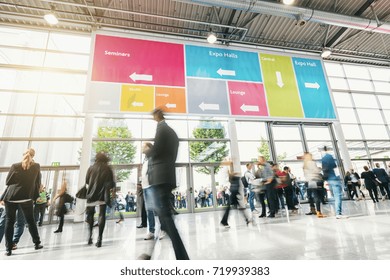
[372,163,390,200]
[142,108,189,260]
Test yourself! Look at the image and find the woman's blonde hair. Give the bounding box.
[22,148,35,170]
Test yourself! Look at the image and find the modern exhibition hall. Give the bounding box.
[0,0,390,261]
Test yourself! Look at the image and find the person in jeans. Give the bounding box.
[141,142,157,240]
[142,108,189,260]
[0,203,26,250]
[244,163,257,214]
[34,184,48,226]
[321,146,347,219]
[1,148,43,256]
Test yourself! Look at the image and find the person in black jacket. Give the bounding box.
[0,148,43,256]
[372,163,390,200]
[142,108,189,260]
[51,177,73,233]
[361,166,379,203]
[85,152,115,248]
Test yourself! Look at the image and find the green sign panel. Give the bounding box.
[51,162,60,166]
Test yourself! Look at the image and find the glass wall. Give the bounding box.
[325,61,390,173]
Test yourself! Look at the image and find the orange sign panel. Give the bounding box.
[155,87,186,113]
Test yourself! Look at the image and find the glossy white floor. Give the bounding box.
[1,199,390,260]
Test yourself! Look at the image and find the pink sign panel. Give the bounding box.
[228,81,268,116]
[92,34,185,87]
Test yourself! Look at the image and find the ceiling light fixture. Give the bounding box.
[283,0,295,5]
[44,5,58,25]
[207,31,217,44]
[321,48,332,58]
[44,12,58,25]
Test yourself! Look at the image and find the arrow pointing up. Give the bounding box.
[276,71,284,88]
[199,102,220,111]
[304,82,320,90]
[240,104,259,112]
[217,68,236,77]
[129,72,153,82]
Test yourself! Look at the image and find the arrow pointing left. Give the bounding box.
[240,104,259,112]
[166,103,177,109]
[217,68,236,77]
[129,72,153,82]
[132,101,144,107]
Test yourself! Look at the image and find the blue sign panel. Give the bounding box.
[185,45,262,82]
[292,58,336,119]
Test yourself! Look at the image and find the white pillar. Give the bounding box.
[333,121,352,170]
[74,114,94,222]
[228,119,241,172]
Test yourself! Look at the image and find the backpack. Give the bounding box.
[241,174,249,189]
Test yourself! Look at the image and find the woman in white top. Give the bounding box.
[141,142,157,240]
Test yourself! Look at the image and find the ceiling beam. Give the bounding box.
[326,0,375,48]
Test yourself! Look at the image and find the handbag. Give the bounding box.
[75,185,87,199]
[372,179,381,187]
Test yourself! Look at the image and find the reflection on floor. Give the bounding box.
[2,199,390,260]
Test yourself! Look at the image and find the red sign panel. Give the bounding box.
[228,81,269,116]
[92,34,185,87]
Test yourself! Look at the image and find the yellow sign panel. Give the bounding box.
[120,84,154,112]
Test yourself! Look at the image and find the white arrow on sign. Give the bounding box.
[217,68,236,77]
[166,103,176,109]
[132,101,144,107]
[199,102,220,111]
[276,71,284,88]
[240,104,259,112]
[129,72,153,82]
[304,82,320,90]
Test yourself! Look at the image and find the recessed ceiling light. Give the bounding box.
[44,13,58,25]
[321,48,332,58]
[283,0,295,5]
[207,32,217,44]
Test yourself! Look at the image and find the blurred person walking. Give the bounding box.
[142,108,189,260]
[372,163,390,200]
[51,176,73,233]
[220,159,252,228]
[0,148,43,256]
[303,152,326,218]
[34,184,49,226]
[135,184,147,229]
[361,166,380,203]
[85,152,116,247]
[321,146,347,219]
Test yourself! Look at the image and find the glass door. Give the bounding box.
[190,163,226,212]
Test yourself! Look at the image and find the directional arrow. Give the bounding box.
[199,102,220,111]
[304,82,320,90]
[240,104,259,112]
[276,71,284,88]
[129,72,153,82]
[166,103,177,109]
[131,101,144,107]
[217,68,236,77]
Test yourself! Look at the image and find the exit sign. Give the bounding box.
[51,162,60,166]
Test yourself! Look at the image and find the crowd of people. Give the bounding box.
[1,108,390,259]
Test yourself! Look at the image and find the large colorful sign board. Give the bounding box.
[87,33,336,120]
